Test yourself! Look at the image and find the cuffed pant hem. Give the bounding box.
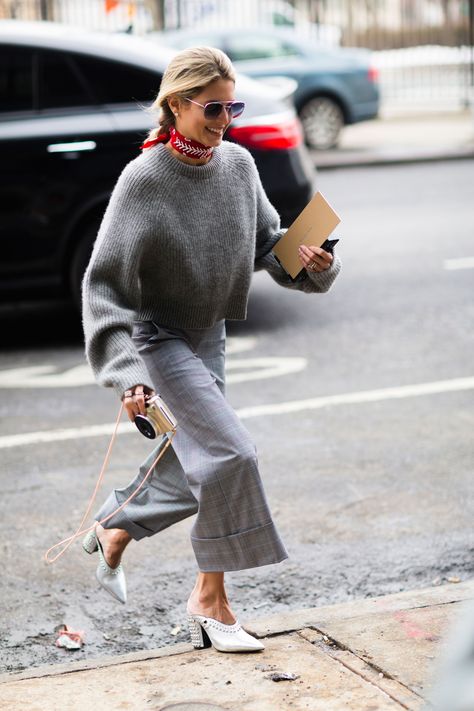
[191,520,289,572]
[95,492,154,541]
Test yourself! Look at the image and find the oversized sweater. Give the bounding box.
[82,140,342,397]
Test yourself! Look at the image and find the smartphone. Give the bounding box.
[275,236,340,283]
[320,238,339,254]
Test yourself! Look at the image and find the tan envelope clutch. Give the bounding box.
[272,191,341,278]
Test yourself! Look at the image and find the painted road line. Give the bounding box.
[0,364,94,388]
[444,257,474,270]
[0,422,136,448]
[226,336,257,355]
[0,356,307,388]
[1,375,473,450]
[0,337,258,389]
[235,375,474,419]
[226,357,307,384]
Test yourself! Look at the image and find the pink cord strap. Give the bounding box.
[43,401,175,564]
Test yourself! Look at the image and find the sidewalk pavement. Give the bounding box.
[312,109,474,169]
[1,579,473,710]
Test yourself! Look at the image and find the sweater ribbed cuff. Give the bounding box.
[110,364,155,400]
[306,251,342,292]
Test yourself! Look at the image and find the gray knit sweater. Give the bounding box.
[82,140,341,397]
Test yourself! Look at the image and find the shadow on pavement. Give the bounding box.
[0,285,296,350]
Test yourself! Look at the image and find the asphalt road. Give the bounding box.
[0,159,473,674]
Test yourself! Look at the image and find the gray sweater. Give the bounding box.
[82,140,341,397]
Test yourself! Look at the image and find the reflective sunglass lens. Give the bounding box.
[204,103,224,119]
[230,102,245,118]
[204,102,245,119]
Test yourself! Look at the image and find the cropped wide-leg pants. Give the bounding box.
[95,319,288,573]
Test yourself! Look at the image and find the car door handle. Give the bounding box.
[47,140,97,153]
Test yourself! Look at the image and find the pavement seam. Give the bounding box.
[296,629,423,709]
[339,596,472,621]
[393,598,466,611]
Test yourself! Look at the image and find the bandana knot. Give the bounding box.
[141,126,214,160]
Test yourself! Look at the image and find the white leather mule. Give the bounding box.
[187,607,264,652]
[82,527,127,604]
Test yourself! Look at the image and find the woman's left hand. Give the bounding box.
[298,244,333,273]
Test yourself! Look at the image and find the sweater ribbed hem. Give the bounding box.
[138,303,247,330]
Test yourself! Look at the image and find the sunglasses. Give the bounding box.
[185,98,246,120]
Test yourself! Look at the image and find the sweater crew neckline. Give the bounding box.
[148,141,224,179]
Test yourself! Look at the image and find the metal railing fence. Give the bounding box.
[1,0,473,109]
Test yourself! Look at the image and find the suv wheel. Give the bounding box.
[299,96,344,150]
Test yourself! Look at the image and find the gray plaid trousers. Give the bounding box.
[95,319,288,572]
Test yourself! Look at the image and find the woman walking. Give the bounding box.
[81,46,341,653]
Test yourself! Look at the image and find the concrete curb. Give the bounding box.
[312,147,474,170]
[245,578,474,638]
[2,579,472,686]
[309,109,474,169]
[0,641,193,685]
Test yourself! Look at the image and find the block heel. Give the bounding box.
[82,529,98,554]
[188,615,212,649]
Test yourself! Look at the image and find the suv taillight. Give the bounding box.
[368,66,379,83]
[228,116,303,150]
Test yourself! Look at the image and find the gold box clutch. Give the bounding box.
[134,394,177,439]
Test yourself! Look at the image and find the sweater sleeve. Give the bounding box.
[81,163,154,398]
[253,162,341,294]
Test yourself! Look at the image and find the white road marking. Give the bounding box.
[235,375,474,419]
[444,257,474,270]
[0,364,94,388]
[0,356,306,388]
[0,421,136,448]
[226,357,307,383]
[1,375,473,450]
[226,336,257,354]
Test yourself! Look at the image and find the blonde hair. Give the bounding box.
[144,46,236,142]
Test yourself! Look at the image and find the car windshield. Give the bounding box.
[226,34,301,61]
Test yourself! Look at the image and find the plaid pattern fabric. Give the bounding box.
[95,320,288,572]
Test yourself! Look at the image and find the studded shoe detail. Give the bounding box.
[82,527,127,604]
[187,607,264,653]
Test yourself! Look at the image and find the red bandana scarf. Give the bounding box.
[140,126,213,160]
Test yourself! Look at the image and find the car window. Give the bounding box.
[72,54,161,105]
[39,49,93,109]
[226,35,300,61]
[272,12,294,26]
[169,34,221,51]
[0,46,34,113]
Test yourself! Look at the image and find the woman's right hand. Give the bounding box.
[123,384,155,422]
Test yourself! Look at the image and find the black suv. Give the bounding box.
[0,21,314,305]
